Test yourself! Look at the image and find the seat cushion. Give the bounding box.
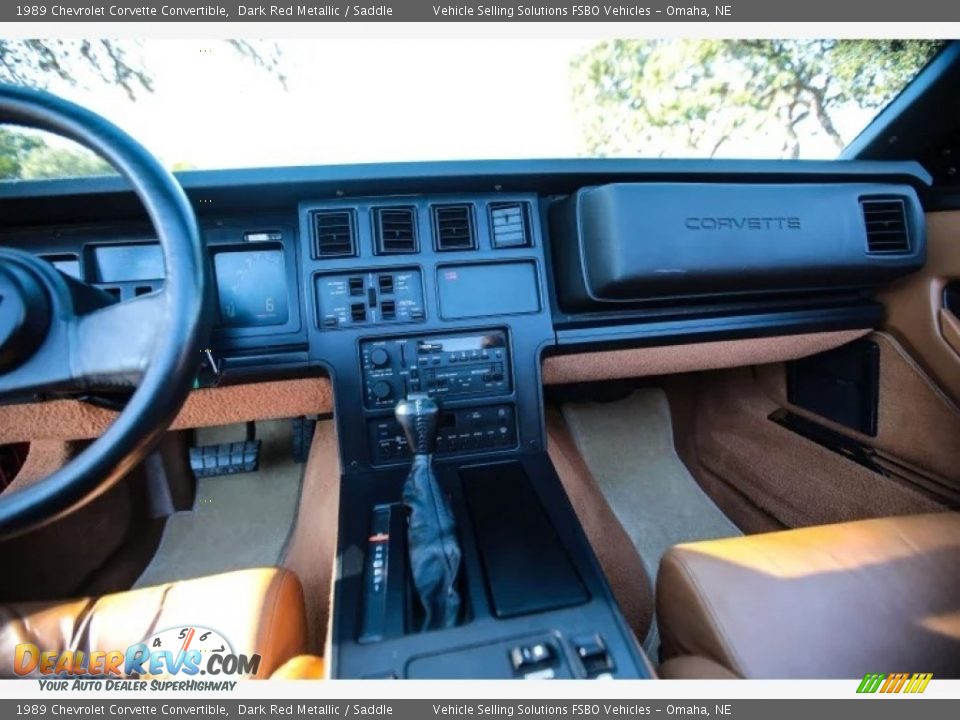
[656,512,960,678]
[271,654,325,679]
[0,568,307,679]
[658,656,738,679]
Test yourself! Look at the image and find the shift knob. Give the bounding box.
[395,393,440,455]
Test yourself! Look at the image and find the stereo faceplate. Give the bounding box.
[360,330,511,409]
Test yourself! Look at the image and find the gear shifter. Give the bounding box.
[395,393,462,630]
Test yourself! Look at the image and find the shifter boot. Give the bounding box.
[396,394,462,630]
[402,455,462,629]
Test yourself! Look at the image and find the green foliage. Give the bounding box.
[0,128,43,179]
[571,40,945,158]
[0,128,112,181]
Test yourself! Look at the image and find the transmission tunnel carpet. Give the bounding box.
[134,420,303,588]
[561,388,741,654]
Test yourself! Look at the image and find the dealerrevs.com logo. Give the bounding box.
[13,626,261,690]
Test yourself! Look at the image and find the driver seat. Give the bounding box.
[0,567,307,679]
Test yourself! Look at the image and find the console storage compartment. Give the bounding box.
[462,462,588,618]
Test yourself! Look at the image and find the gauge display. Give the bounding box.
[214,248,289,327]
[94,243,164,283]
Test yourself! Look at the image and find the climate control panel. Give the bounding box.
[360,330,511,409]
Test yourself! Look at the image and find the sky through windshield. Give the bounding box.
[0,38,943,179]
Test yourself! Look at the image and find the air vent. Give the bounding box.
[373,207,418,254]
[312,210,356,258]
[433,204,476,251]
[861,198,910,254]
[489,202,530,248]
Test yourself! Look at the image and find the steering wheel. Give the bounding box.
[0,84,211,537]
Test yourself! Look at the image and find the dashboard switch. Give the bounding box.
[572,634,614,677]
[509,642,554,672]
[316,268,425,328]
[370,348,390,367]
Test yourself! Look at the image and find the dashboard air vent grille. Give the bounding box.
[489,202,530,248]
[312,210,356,258]
[861,198,910,254]
[374,207,418,254]
[433,204,476,251]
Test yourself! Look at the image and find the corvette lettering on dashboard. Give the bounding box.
[684,216,803,230]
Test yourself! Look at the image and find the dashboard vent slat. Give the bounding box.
[433,204,476,251]
[489,202,530,248]
[861,199,910,254]
[374,207,418,254]
[312,210,357,258]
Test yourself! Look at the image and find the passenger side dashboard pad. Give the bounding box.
[550,182,926,312]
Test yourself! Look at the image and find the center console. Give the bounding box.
[334,453,651,679]
[294,192,651,679]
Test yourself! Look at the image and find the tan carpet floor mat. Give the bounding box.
[561,388,741,655]
[134,419,303,588]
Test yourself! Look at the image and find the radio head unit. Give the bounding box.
[360,330,511,409]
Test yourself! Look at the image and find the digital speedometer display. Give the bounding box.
[213,248,289,328]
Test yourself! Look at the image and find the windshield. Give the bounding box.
[0,38,945,180]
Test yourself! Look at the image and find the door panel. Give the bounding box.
[880,211,960,403]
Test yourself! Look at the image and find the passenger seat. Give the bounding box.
[655,513,960,678]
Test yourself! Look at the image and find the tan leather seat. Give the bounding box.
[0,568,307,679]
[656,513,960,678]
[271,654,325,679]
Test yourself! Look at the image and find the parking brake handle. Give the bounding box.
[395,393,462,630]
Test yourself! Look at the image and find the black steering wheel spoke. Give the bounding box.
[71,290,165,388]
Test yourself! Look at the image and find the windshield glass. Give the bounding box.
[0,38,945,180]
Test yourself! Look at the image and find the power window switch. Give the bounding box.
[509,642,554,672]
[572,634,614,677]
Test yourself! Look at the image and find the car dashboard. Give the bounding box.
[0,158,932,679]
[0,158,930,473]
